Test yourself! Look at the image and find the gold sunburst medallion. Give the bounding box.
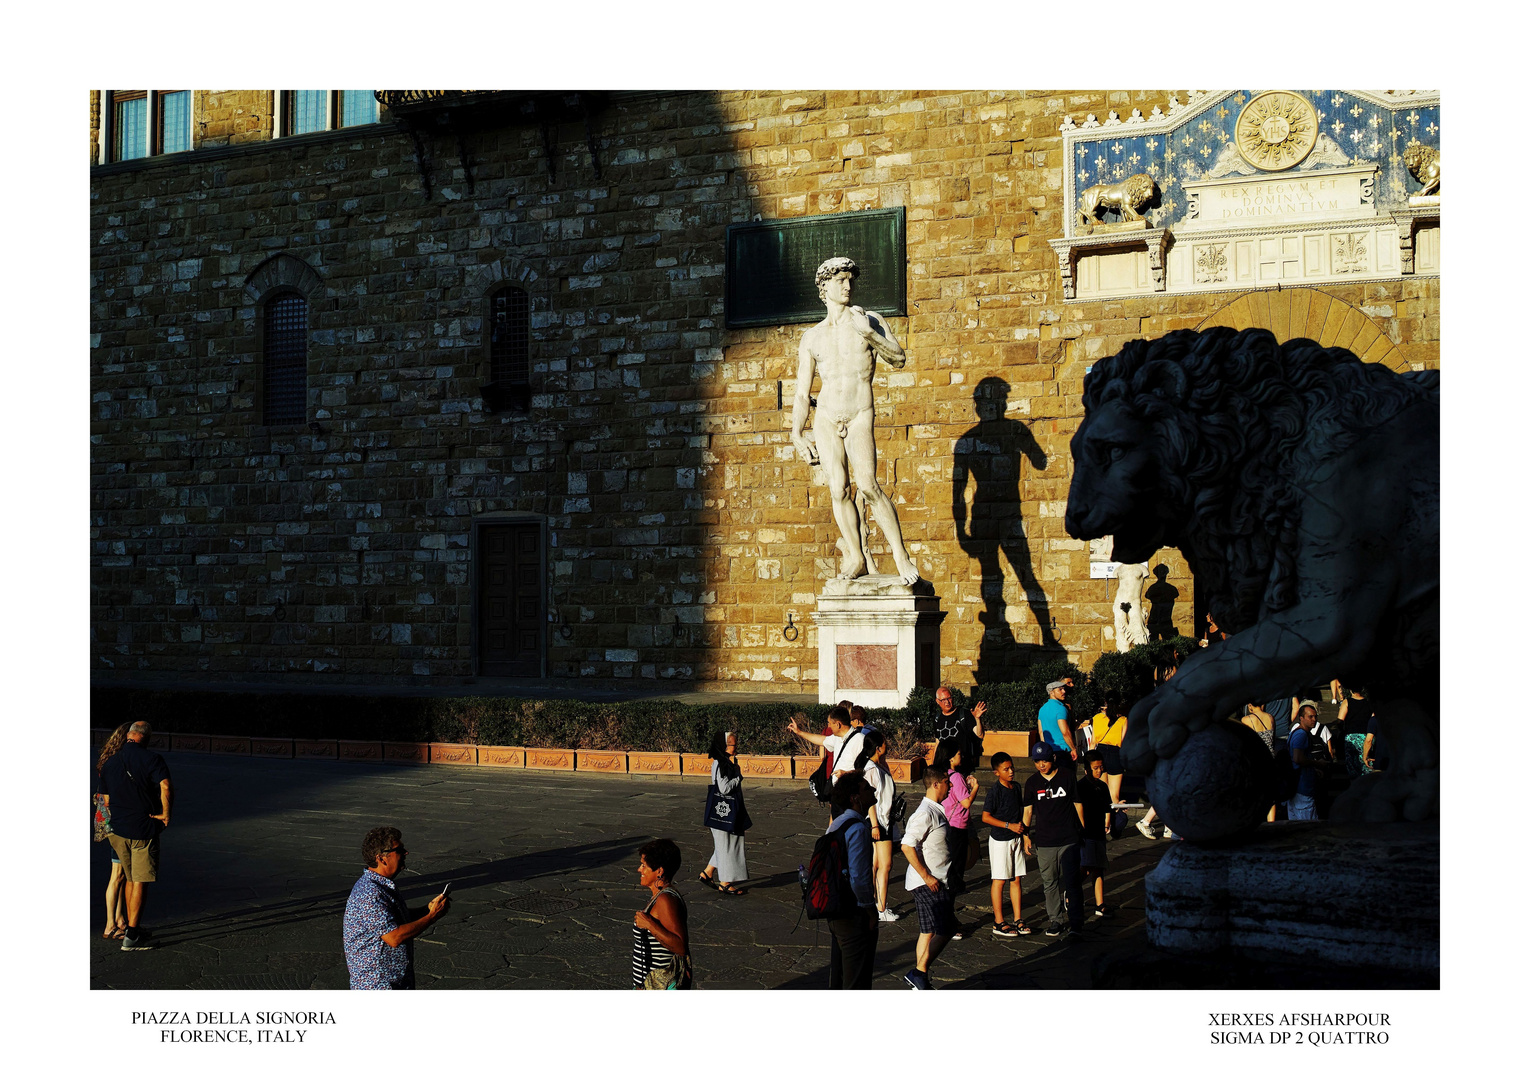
[1235,91,1319,171]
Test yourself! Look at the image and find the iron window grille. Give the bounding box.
[484,286,531,413]
[262,294,308,426]
[489,287,530,385]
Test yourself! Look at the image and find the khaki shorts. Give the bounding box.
[107,834,159,882]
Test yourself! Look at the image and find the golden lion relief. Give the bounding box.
[1077,172,1158,230]
[1403,142,1440,196]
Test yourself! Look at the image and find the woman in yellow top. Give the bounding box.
[1094,700,1128,804]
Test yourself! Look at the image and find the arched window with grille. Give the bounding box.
[262,292,308,425]
[485,285,531,412]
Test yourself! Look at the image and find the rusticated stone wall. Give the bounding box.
[89,90,1440,691]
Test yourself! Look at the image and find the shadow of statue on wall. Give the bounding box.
[953,377,1059,683]
[1145,563,1179,639]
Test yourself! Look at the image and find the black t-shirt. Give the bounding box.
[1021,769,1083,847]
[982,779,1024,843]
[96,741,171,841]
[1339,697,1374,740]
[932,707,981,765]
[1078,775,1112,841]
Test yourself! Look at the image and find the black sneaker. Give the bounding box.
[121,928,154,952]
[1044,924,1064,937]
[1094,905,1111,918]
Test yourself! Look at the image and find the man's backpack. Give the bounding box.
[801,821,860,920]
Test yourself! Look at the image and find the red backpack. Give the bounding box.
[801,820,860,920]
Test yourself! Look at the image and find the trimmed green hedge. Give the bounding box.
[92,639,1199,757]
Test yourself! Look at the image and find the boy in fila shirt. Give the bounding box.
[1021,742,1087,937]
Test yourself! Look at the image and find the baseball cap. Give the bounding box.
[1030,741,1055,761]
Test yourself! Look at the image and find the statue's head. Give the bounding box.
[974,376,1010,420]
[815,256,859,301]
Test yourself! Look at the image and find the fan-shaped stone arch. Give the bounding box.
[1193,287,1407,372]
[243,253,323,304]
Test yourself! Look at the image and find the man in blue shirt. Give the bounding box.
[1038,679,1078,773]
[825,775,878,989]
[1284,701,1327,821]
[342,828,451,989]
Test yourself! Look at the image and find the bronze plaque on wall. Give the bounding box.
[837,643,899,691]
[725,207,907,328]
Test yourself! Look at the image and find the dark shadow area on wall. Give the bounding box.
[951,376,1060,684]
[89,90,751,693]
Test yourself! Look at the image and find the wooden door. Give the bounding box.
[478,523,543,677]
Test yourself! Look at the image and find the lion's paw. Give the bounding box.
[1331,767,1440,825]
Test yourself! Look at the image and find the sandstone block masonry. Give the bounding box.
[89,90,1440,691]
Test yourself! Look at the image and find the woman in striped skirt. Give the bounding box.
[632,838,691,989]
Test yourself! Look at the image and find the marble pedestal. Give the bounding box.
[1144,820,1438,976]
[813,575,945,708]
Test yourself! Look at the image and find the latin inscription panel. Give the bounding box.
[1182,166,1377,231]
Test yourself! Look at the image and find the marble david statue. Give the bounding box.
[791,257,921,586]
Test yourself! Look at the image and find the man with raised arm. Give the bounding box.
[791,256,920,585]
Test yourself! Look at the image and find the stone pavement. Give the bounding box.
[90,752,1176,991]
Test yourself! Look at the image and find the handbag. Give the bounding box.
[92,793,112,842]
[807,757,832,802]
[642,949,693,990]
[703,784,751,834]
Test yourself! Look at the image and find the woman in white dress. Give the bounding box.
[699,730,749,895]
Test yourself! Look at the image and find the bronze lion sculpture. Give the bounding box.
[1077,172,1158,229]
[1065,327,1438,835]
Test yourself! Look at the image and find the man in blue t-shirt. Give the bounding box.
[1037,680,1078,773]
[1284,701,1326,821]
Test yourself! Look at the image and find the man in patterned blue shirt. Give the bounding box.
[342,827,451,989]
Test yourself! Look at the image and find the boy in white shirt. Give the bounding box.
[900,767,955,990]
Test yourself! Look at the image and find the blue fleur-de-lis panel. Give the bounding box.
[1063,91,1439,238]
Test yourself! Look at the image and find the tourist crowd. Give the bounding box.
[91,667,1387,990]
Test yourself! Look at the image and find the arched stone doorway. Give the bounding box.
[1193,287,1408,372]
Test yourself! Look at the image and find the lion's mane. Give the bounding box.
[1120,172,1156,209]
[1082,326,1438,632]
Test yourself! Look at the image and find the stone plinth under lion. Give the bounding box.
[1066,326,1438,980]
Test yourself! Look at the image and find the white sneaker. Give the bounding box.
[878,908,901,922]
[1163,827,1176,839]
[1135,819,1156,839]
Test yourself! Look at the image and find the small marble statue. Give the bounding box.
[792,257,920,585]
[1114,561,1150,651]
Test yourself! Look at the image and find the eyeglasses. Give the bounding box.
[379,846,407,856]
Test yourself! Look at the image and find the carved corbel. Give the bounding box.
[1060,247,1078,300]
[1148,230,1171,291]
[1392,209,1439,276]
